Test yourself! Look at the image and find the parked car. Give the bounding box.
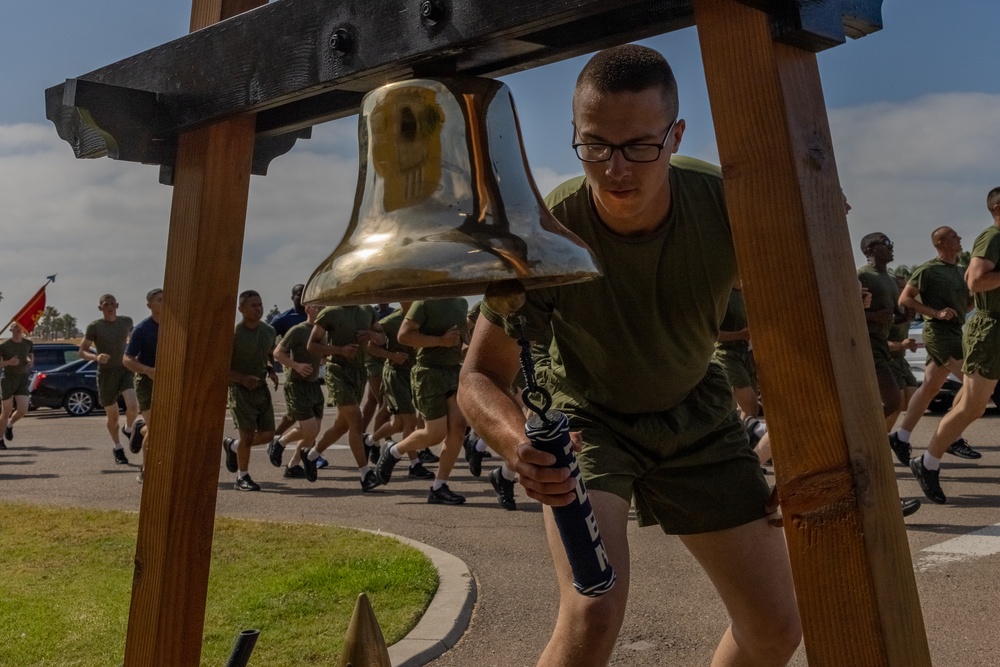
[29,358,115,416]
[905,319,1000,413]
[30,342,82,373]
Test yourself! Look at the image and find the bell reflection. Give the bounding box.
[303,77,601,306]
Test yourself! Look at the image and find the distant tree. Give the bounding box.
[958,250,971,267]
[57,314,79,339]
[890,265,913,281]
[37,306,61,340]
[265,304,281,324]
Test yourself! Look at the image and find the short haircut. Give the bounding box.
[292,284,305,293]
[987,187,1000,212]
[574,44,679,119]
[99,294,117,306]
[238,290,261,306]
[931,226,952,246]
[145,288,163,302]
[860,232,887,254]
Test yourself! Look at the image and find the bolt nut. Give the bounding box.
[420,0,446,24]
[329,28,353,54]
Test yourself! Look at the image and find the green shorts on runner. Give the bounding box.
[97,365,134,407]
[0,373,30,399]
[923,325,963,367]
[228,384,275,432]
[365,355,384,383]
[382,364,415,415]
[713,345,757,390]
[869,337,894,377]
[889,356,918,389]
[411,364,459,421]
[284,380,325,422]
[325,364,367,407]
[962,311,1000,380]
[544,363,770,535]
[134,374,154,412]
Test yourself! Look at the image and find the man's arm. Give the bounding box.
[366,340,408,366]
[306,323,354,358]
[458,316,575,507]
[966,257,1000,294]
[397,319,462,349]
[898,284,958,321]
[123,353,154,379]
[716,328,750,343]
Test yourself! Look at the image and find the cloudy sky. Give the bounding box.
[2,0,999,327]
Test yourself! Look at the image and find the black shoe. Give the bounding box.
[909,456,946,504]
[901,498,921,517]
[467,444,484,477]
[368,444,381,467]
[0,441,6,450]
[418,448,439,463]
[888,433,911,466]
[113,448,129,465]
[361,469,381,492]
[5,424,12,441]
[284,464,306,479]
[363,433,376,463]
[489,468,517,511]
[375,446,400,485]
[408,461,435,479]
[301,452,318,483]
[235,474,261,492]
[946,438,982,460]
[137,466,144,484]
[315,455,329,470]
[222,437,238,473]
[267,437,284,467]
[743,416,763,449]
[129,420,146,454]
[427,483,466,505]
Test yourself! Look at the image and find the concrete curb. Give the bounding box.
[368,530,478,667]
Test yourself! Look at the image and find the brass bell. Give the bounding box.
[303,77,601,306]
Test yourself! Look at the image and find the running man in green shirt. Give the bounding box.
[0,322,33,447]
[222,290,279,492]
[79,294,138,465]
[910,188,1000,503]
[857,232,905,422]
[458,45,800,666]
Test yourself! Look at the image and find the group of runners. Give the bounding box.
[4,43,1000,667]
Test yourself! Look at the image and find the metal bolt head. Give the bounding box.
[420,0,445,24]
[329,29,352,54]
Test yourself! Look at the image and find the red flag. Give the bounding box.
[10,285,48,334]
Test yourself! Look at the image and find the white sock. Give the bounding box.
[432,479,445,490]
[389,443,403,460]
[359,465,371,479]
[113,443,124,451]
[475,438,487,452]
[501,463,516,481]
[238,470,248,478]
[409,459,421,468]
[922,452,942,471]
[230,439,240,452]
[753,422,767,438]
[307,448,320,462]
[897,428,912,443]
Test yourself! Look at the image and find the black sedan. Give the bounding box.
[29,359,111,417]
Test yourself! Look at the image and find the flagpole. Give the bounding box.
[0,275,56,338]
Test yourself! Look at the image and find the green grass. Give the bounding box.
[0,502,438,666]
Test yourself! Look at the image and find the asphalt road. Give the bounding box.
[2,396,999,666]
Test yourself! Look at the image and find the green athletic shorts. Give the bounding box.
[962,311,1000,380]
[889,355,918,389]
[97,365,134,407]
[411,364,459,421]
[382,363,415,415]
[869,337,894,375]
[0,373,29,399]
[228,384,275,432]
[713,345,757,390]
[284,380,325,421]
[543,362,770,535]
[365,354,384,382]
[325,364,367,407]
[923,324,963,367]
[134,374,154,411]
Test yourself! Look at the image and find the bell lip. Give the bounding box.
[302,272,601,308]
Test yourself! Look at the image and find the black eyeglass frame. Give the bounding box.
[571,119,678,163]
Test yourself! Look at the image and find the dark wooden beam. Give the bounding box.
[45,0,881,174]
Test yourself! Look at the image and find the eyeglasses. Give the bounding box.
[870,238,893,250]
[572,120,677,163]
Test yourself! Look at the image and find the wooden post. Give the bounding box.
[123,1,265,665]
[693,1,930,665]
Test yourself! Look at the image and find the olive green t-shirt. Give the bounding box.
[716,288,748,350]
[280,321,321,383]
[314,305,377,369]
[888,320,910,359]
[406,298,468,368]
[84,316,133,368]
[481,156,736,414]
[379,309,414,373]
[0,338,33,375]
[907,258,968,338]
[857,264,898,342]
[970,225,1000,313]
[230,321,276,380]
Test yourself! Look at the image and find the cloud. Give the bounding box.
[830,92,1000,268]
